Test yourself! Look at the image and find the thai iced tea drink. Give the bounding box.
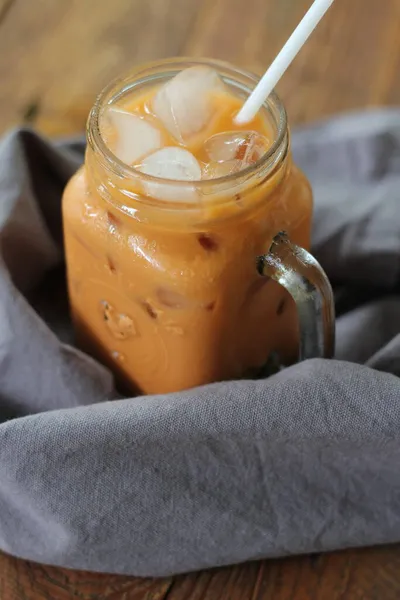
[62,59,322,395]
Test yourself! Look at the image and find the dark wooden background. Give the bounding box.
[1,0,400,136]
[2,0,400,598]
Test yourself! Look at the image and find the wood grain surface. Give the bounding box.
[2,0,400,598]
[1,0,400,136]
[2,544,400,600]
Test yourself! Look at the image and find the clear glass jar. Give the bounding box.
[62,58,334,395]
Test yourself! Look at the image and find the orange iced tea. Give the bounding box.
[62,59,313,395]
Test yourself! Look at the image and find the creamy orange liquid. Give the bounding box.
[63,84,313,395]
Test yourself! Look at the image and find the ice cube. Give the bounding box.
[202,159,242,180]
[203,131,269,166]
[138,147,202,202]
[105,108,162,165]
[152,66,226,143]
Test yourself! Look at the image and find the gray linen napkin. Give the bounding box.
[1,111,400,577]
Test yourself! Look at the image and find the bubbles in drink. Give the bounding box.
[152,66,226,143]
[104,108,162,165]
[202,131,269,167]
[138,147,201,201]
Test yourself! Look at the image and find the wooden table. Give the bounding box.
[2,544,400,600]
[2,0,400,598]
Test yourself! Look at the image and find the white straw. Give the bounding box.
[235,0,335,124]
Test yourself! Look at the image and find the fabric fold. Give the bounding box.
[1,113,400,576]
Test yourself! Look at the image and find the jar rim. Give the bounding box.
[87,57,288,196]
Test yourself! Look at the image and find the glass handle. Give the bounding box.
[257,231,335,361]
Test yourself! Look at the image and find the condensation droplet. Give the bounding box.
[165,324,185,335]
[140,300,159,320]
[105,255,117,274]
[197,233,218,252]
[107,211,121,236]
[156,287,188,309]
[276,298,286,316]
[111,350,125,362]
[100,300,138,339]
